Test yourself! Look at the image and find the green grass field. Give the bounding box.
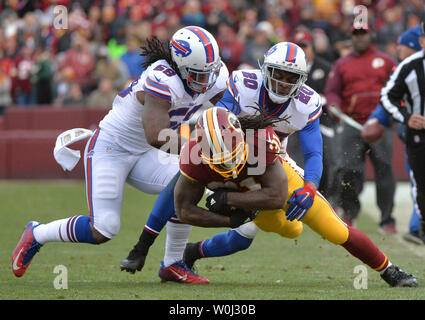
[1,180,424,301]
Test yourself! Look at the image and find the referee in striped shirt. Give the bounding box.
[381,21,425,243]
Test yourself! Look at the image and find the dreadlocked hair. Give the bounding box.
[237,104,290,133]
[140,36,181,78]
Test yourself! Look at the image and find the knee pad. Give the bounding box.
[277,222,303,239]
[93,211,120,239]
[234,221,259,239]
[253,210,303,239]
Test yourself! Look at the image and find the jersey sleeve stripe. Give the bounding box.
[307,106,322,123]
[228,75,239,99]
[143,86,172,101]
[146,77,171,93]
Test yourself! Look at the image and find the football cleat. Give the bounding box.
[158,260,210,284]
[12,221,43,277]
[120,248,146,274]
[380,265,418,287]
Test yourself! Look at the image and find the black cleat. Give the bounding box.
[120,249,146,274]
[183,242,202,270]
[380,265,418,287]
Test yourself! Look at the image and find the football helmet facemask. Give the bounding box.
[196,107,248,179]
[170,26,221,93]
[260,42,308,104]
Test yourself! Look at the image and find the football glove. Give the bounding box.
[286,184,316,221]
[229,208,259,228]
[206,190,227,213]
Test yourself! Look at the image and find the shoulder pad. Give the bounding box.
[144,60,185,100]
[293,85,322,118]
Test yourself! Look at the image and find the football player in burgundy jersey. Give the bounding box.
[176,107,417,288]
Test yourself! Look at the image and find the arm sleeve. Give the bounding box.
[215,89,242,115]
[368,104,391,127]
[298,117,323,187]
[380,64,411,125]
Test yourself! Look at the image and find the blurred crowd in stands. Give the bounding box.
[0,0,424,112]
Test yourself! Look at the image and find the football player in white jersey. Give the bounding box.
[120,42,325,282]
[12,26,228,283]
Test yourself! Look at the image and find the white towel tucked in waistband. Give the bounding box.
[53,128,94,171]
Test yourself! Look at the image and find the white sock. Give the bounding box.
[163,221,192,267]
[33,216,82,245]
[379,261,392,274]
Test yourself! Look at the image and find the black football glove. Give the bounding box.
[229,209,259,228]
[206,190,228,213]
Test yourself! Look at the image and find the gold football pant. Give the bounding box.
[253,157,349,245]
[252,156,389,272]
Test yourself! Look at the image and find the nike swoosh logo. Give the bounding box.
[12,248,24,271]
[170,268,188,281]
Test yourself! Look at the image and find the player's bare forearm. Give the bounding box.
[178,204,231,228]
[175,175,231,227]
[140,92,187,153]
[227,160,288,210]
[226,188,284,210]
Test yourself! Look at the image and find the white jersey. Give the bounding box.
[227,69,322,152]
[99,59,229,154]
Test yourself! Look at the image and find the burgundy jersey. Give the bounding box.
[325,46,396,124]
[179,126,281,192]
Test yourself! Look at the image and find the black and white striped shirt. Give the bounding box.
[381,50,425,124]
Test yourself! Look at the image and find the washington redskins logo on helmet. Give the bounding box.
[196,107,248,179]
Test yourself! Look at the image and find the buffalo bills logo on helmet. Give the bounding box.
[265,45,277,56]
[171,39,192,57]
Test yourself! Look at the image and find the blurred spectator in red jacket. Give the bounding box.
[325,25,397,233]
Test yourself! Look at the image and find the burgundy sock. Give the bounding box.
[341,226,388,271]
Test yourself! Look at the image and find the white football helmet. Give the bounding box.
[170,26,221,93]
[260,42,308,103]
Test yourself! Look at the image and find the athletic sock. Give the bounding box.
[201,229,253,257]
[144,172,180,235]
[341,226,389,272]
[33,215,96,245]
[163,221,192,267]
[133,228,158,255]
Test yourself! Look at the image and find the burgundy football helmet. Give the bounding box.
[195,107,248,178]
